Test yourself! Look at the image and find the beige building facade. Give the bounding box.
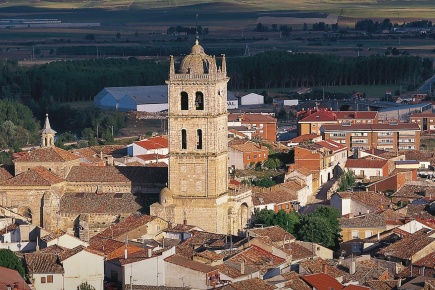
[151,40,252,234]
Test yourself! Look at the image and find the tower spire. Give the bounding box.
[40,113,57,147]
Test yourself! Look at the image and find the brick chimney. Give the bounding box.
[322,263,327,274]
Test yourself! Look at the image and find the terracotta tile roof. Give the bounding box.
[224,277,276,290]
[289,166,312,177]
[88,236,143,259]
[342,259,390,284]
[70,148,104,164]
[0,223,18,236]
[119,247,165,265]
[90,145,126,156]
[336,191,391,209]
[40,230,66,242]
[405,204,434,220]
[399,150,435,165]
[363,227,409,243]
[299,258,346,278]
[412,251,435,268]
[216,262,249,278]
[323,123,420,131]
[299,111,338,122]
[175,230,230,259]
[134,136,168,150]
[301,273,344,290]
[96,213,157,240]
[66,166,130,183]
[124,286,188,290]
[39,244,67,254]
[59,192,142,214]
[136,154,168,161]
[336,111,378,120]
[345,158,388,169]
[252,190,298,206]
[279,179,307,191]
[378,228,435,260]
[0,165,13,181]
[166,224,201,233]
[291,134,321,143]
[14,146,80,163]
[415,218,435,229]
[228,113,277,123]
[364,280,399,290]
[339,213,386,228]
[1,166,65,186]
[343,285,371,290]
[248,226,295,244]
[393,184,435,199]
[228,128,249,139]
[317,139,347,152]
[125,161,144,166]
[194,250,223,261]
[24,253,64,274]
[281,271,311,290]
[164,254,216,273]
[226,245,286,274]
[286,242,313,261]
[0,266,32,290]
[229,141,268,153]
[145,162,168,168]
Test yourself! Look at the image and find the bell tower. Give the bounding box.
[152,40,235,234]
[40,114,57,147]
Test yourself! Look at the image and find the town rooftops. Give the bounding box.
[323,123,420,131]
[392,184,435,199]
[0,223,18,236]
[133,136,168,150]
[14,146,80,163]
[399,150,435,164]
[300,273,344,290]
[226,245,286,274]
[223,277,276,290]
[339,213,386,228]
[228,113,277,123]
[378,228,435,260]
[395,160,419,165]
[290,133,322,144]
[316,139,347,152]
[345,158,388,169]
[299,257,346,278]
[229,141,268,153]
[0,166,65,186]
[97,213,157,239]
[248,226,295,244]
[281,271,311,290]
[165,254,216,273]
[298,110,338,122]
[59,192,142,214]
[336,111,378,120]
[410,113,435,118]
[0,266,31,290]
[336,191,391,209]
[252,190,298,206]
[24,252,65,274]
[0,165,13,182]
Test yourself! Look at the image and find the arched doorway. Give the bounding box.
[239,203,249,232]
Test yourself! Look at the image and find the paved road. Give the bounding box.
[299,177,337,215]
[418,74,435,93]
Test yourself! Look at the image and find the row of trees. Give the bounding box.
[254,206,342,250]
[0,53,432,103]
[356,18,433,33]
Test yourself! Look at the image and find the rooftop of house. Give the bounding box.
[226,245,286,274]
[175,230,233,259]
[0,166,65,186]
[317,139,348,152]
[96,213,157,240]
[405,204,434,220]
[281,271,311,290]
[40,230,66,242]
[119,247,169,266]
[248,226,295,244]
[229,141,268,153]
[299,257,347,279]
[336,191,391,209]
[412,251,435,268]
[228,113,277,123]
[223,277,276,290]
[345,158,388,169]
[378,228,435,260]
[410,113,435,118]
[291,134,322,144]
[342,259,390,285]
[0,223,19,236]
[88,236,143,258]
[123,286,189,290]
[133,136,168,150]
[339,213,386,228]
[0,266,31,290]
[392,184,435,198]
[287,165,312,177]
[228,128,250,139]
[136,153,168,161]
[300,273,344,290]
[361,149,402,160]
[14,146,80,163]
[252,190,298,206]
[323,123,420,132]
[279,179,307,191]
[0,165,13,181]
[164,254,216,273]
[216,262,256,279]
[24,252,65,274]
[166,224,202,233]
[59,192,143,214]
[399,150,435,164]
[363,280,399,290]
[89,145,127,157]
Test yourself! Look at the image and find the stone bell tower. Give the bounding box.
[40,114,56,147]
[151,40,248,234]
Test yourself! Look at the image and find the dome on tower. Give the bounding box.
[160,187,173,206]
[179,39,215,74]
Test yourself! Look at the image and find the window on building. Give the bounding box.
[365,231,373,238]
[247,155,250,160]
[352,231,359,239]
[47,275,53,283]
[181,129,187,149]
[254,154,257,159]
[195,91,204,110]
[181,92,189,110]
[41,277,46,284]
[197,129,202,149]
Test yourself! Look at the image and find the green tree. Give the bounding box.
[253,209,300,235]
[254,177,276,188]
[338,170,356,191]
[0,249,25,277]
[77,282,96,290]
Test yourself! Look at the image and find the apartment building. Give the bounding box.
[297,108,378,136]
[322,123,420,155]
[228,113,277,142]
[410,113,435,132]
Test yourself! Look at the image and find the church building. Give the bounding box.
[151,40,252,235]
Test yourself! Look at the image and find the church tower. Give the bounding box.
[151,40,250,234]
[40,114,57,147]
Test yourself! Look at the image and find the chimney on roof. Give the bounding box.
[183,218,187,226]
[397,278,402,288]
[240,260,245,275]
[322,263,327,274]
[100,151,103,160]
[372,147,375,154]
[147,248,152,258]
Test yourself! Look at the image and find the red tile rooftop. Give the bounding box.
[134,136,168,150]
[301,273,344,290]
[0,166,65,186]
[95,213,157,239]
[345,158,388,169]
[228,113,277,123]
[164,254,216,273]
[14,146,80,163]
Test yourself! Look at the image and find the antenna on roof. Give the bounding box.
[195,14,199,41]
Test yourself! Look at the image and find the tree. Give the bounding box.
[253,209,300,235]
[0,249,25,277]
[254,177,276,188]
[77,282,96,290]
[338,170,356,191]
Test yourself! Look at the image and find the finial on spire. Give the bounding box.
[195,14,199,43]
